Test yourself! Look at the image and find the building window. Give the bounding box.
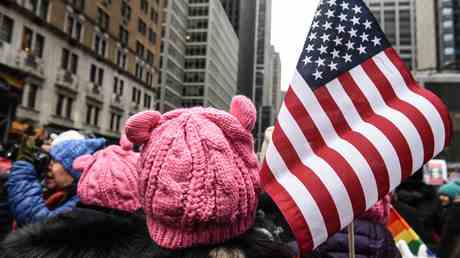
[90,64,104,86]
[70,0,85,11]
[138,18,147,35]
[135,62,144,80]
[93,33,106,57]
[144,93,151,108]
[21,27,45,57]
[445,47,454,56]
[132,87,141,104]
[136,41,145,58]
[188,19,208,29]
[150,8,158,23]
[0,14,14,43]
[184,72,205,83]
[444,33,454,42]
[86,104,100,126]
[119,26,129,46]
[443,20,453,29]
[113,76,124,95]
[140,0,149,13]
[185,59,206,69]
[188,32,207,42]
[148,28,156,43]
[146,51,154,65]
[96,8,110,31]
[121,1,131,20]
[186,45,206,56]
[26,84,39,109]
[116,48,127,70]
[146,71,153,87]
[38,0,49,20]
[61,48,79,74]
[66,14,82,41]
[55,94,73,120]
[443,8,453,16]
[188,6,209,16]
[110,112,122,132]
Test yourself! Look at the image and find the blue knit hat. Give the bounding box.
[438,180,460,201]
[49,138,106,179]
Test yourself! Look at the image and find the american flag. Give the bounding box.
[261,0,452,254]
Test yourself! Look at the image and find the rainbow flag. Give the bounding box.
[386,207,435,257]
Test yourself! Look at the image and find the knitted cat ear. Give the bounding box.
[73,154,96,172]
[125,111,162,145]
[230,95,257,131]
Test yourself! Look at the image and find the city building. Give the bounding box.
[272,49,282,113]
[254,0,273,149]
[364,0,416,69]
[183,0,239,110]
[158,0,239,111]
[414,0,460,162]
[158,0,187,112]
[220,0,258,99]
[0,0,163,141]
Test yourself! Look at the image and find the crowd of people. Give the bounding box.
[0,96,458,258]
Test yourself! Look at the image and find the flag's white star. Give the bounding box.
[338,13,347,22]
[328,61,338,71]
[348,28,358,38]
[371,36,382,46]
[340,2,349,10]
[313,69,323,80]
[331,49,340,59]
[312,21,320,29]
[320,33,330,42]
[325,9,334,18]
[301,55,312,65]
[352,5,362,14]
[360,32,369,42]
[323,21,332,30]
[315,57,325,67]
[337,24,346,34]
[346,40,354,50]
[351,16,360,26]
[309,32,317,41]
[327,0,337,6]
[315,9,322,17]
[305,44,315,53]
[318,45,328,54]
[363,20,372,30]
[333,36,343,46]
[343,53,352,63]
[357,45,367,54]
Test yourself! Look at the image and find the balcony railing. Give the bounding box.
[15,51,45,78]
[87,82,104,100]
[56,69,78,92]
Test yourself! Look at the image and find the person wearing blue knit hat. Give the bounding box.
[6,138,105,226]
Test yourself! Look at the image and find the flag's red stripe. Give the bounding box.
[361,59,434,166]
[272,121,341,235]
[384,48,453,147]
[314,86,390,199]
[284,87,367,214]
[260,162,313,252]
[338,72,413,180]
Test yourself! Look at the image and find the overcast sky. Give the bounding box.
[271,0,320,91]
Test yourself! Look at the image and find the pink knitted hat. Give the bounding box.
[125,96,260,249]
[74,135,141,213]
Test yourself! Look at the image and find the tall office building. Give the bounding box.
[158,0,187,112]
[364,0,416,69]
[220,0,258,99]
[254,0,273,149]
[182,0,239,110]
[438,0,460,68]
[415,0,460,162]
[272,49,282,113]
[0,0,163,141]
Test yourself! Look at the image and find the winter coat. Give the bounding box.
[0,171,12,241]
[6,161,79,226]
[315,219,402,258]
[0,205,296,258]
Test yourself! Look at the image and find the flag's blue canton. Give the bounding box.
[297,0,391,89]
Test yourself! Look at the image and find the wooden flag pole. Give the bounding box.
[348,222,356,258]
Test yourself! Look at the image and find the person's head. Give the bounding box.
[125,95,261,249]
[438,180,460,206]
[74,135,141,212]
[47,138,106,190]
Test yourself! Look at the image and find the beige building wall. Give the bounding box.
[415,0,437,71]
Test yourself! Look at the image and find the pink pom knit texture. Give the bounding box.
[75,137,141,213]
[125,111,161,145]
[129,96,260,249]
